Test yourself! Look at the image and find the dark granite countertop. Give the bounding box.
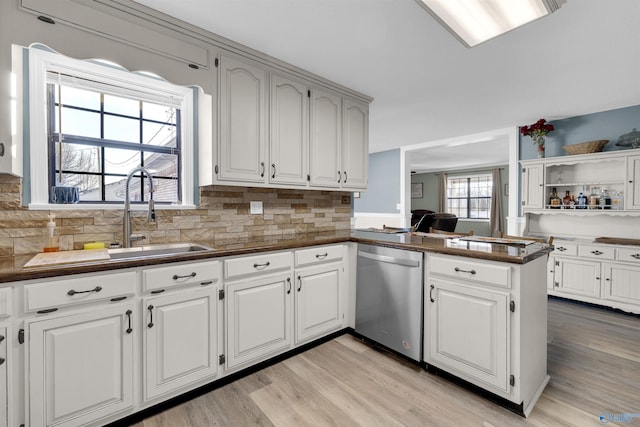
[0,230,552,284]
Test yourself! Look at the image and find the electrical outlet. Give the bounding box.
[250,201,263,215]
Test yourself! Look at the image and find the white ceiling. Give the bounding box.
[133,0,640,172]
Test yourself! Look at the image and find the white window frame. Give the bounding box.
[28,47,196,210]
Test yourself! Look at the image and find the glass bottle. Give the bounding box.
[549,187,561,209]
[600,188,611,210]
[562,190,571,209]
[589,186,600,209]
[577,192,587,209]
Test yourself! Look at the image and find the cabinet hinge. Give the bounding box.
[219,354,225,365]
[18,328,24,344]
[510,300,516,313]
[218,289,225,300]
[521,201,526,206]
[510,375,515,387]
[215,58,219,68]
[521,168,526,173]
[555,260,560,266]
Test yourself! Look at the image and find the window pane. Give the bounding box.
[56,143,101,174]
[52,173,102,202]
[104,115,140,143]
[58,85,101,110]
[104,94,140,117]
[143,121,177,148]
[143,102,176,124]
[143,152,178,178]
[153,178,178,203]
[57,107,100,138]
[470,198,491,219]
[104,147,142,175]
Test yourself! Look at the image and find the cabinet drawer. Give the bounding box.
[0,287,11,318]
[24,271,136,312]
[428,254,511,289]
[295,245,343,268]
[225,251,292,280]
[578,244,615,260]
[143,260,221,292]
[616,247,640,264]
[551,242,578,257]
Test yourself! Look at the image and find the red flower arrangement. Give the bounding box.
[520,118,554,147]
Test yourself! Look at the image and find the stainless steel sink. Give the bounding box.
[108,243,214,260]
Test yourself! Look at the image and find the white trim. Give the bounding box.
[28,203,196,211]
[28,46,196,209]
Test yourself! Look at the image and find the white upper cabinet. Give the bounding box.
[626,155,640,210]
[218,54,268,183]
[270,74,309,186]
[342,98,369,190]
[520,163,544,210]
[309,88,342,188]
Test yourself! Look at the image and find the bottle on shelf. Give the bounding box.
[577,192,587,209]
[599,188,611,210]
[562,190,572,209]
[588,186,600,210]
[611,191,624,210]
[569,194,576,208]
[549,187,561,209]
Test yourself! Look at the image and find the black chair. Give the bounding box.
[415,212,457,233]
[410,209,434,227]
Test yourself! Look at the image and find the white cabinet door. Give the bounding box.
[428,278,510,392]
[143,287,218,402]
[270,74,308,186]
[602,262,640,306]
[0,327,6,427]
[26,304,134,427]
[521,163,544,209]
[341,98,368,190]
[309,88,341,188]
[218,54,268,183]
[552,258,601,298]
[626,155,640,210]
[225,273,292,369]
[295,263,342,345]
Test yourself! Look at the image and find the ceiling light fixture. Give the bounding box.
[415,0,566,48]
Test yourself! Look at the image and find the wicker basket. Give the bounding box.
[562,139,609,155]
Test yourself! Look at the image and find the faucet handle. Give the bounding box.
[147,199,156,223]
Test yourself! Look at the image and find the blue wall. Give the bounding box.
[519,104,640,159]
[354,149,401,213]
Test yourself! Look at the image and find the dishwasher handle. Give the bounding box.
[358,250,421,267]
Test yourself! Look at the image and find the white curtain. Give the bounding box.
[438,173,447,212]
[490,168,504,237]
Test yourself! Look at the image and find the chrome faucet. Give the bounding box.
[123,166,156,248]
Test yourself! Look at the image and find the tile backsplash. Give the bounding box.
[0,175,352,256]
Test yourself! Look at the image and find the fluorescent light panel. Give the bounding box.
[417,0,566,47]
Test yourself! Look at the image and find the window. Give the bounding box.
[446,174,492,219]
[28,46,196,208]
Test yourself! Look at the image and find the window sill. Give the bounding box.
[28,203,197,211]
[458,218,490,223]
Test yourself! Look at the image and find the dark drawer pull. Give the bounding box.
[147,305,154,328]
[454,267,476,275]
[631,254,640,260]
[37,308,58,314]
[173,272,196,280]
[111,296,127,302]
[151,289,166,294]
[316,253,328,259]
[125,310,133,334]
[590,250,603,256]
[556,247,567,252]
[67,286,102,296]
[0,335,4,343]
[253,262,271,269]
[200,281,213,286]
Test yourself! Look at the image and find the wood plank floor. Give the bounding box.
[132,298,640,426]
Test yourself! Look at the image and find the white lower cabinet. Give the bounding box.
[295,263,342,345]
[602,262,640,306]
[551,258,601,298]
[225,273,292,370]
[143,287,218,402]
[25,303,135,427]
[428,278,509,392]
[425,253,549,417]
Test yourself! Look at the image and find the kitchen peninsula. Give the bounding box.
[0,231,552,426]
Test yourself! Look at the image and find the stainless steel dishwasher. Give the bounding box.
[355,243,423,361]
